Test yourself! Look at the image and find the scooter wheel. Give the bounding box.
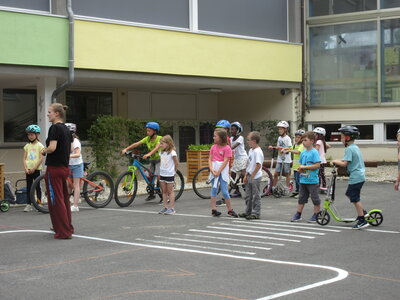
[273,189,282,198]
[316,210,330,225]
[0,200,10,212]
[366,211,383,226]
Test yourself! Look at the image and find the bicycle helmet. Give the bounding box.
[216,120,231,129]
[338,125,360,140]
[231,121,243,133]
[65,123,77,133]
[313,127,326,136]
[295,129,305,136]
[25,124,41,134]
[146,122,160,132]
[277,121,289,128]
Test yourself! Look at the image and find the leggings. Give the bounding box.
[318,163,327,188]
[26,170,41,205]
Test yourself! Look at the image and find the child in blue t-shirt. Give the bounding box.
[291,131,321,223]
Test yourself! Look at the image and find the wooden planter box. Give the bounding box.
[186,150,210,182]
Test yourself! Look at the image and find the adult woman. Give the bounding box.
[41,103,74,239]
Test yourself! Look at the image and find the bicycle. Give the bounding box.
[316,166,383,226]
[269,147,293,198]
[30,162,115,213]
[192,166,273,199]
[114,153,185,207]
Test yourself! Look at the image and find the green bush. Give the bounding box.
[187,144,213,151]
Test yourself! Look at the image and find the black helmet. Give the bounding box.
[338,125,360,140]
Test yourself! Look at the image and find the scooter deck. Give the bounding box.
[340,218,357,223]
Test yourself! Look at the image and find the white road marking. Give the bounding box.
[219,222,326,235]
[207,226,316,239]
[233,220,341,232]
[153,235,271,251]
[0,230,349,300]
[189,229,301,242]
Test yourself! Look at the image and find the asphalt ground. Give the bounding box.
[1,180,399,300]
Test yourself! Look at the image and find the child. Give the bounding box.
[313,127,330,191]
[291,131,321,223]
[395,129,400,191]
[272,121,292,195]
[158,135,178,215]
[122,122,162,201]
[230,121,248,198]
[66,123,83,212]
[215,120,232,206]
[23,125,44,212]
[239,131,264,220]
[284,129,305,197]
[209,128,238,217]
[332,126,369,229]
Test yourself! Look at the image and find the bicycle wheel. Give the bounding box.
[114,171,138,207]
[260,167,273,197]
[30,174,49,213]
[83,171,115,208]
[192,167,212,199]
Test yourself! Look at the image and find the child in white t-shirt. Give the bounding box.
[230,122,248,197]
[158,135,178,215]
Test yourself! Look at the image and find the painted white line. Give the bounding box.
[0,229,349,299]
[154,235,271,251]
[189,229,301,242]
[135,238,256,255]
[220,223,326,235]
[365,229,399,233]
[233,220,341,233]
[207,226,316,239]
[171,233,285,246]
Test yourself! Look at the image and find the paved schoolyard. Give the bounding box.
[1,181,399,300]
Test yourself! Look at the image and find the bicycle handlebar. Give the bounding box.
[124,151,145,159]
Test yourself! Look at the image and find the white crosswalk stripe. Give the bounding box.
[206,226,316,239]
[219,222,326,235]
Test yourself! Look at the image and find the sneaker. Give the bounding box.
[238,212,249,218]
[24,204,33,212]
[284,187,290,196]
[158,207,168,214]
[294,194,299,199]
[145,194,156,201]
[352,219,369,230]
[212,209,221,217]
[246,214,260,220]
[227,210,238,218]
[290,192,298,197]
[230,192,241,198]
[363,210,369,218]
[216,199,226,206]
[307,213,317,223]
[291,212,302,222]
[164,208,176,215]
[71,206,79,212]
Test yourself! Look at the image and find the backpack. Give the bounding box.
[4,180,15,204]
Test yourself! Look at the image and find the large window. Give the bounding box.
[312,123,342,141]
[3,89,37,142]
[309,0,376,16]
[66,91,113,140]
[309,21,378,106]
[382,0,400,9]
[0,0,50,11]
[385,122,400,140]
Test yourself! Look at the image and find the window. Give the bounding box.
[312,123,342,141]
[385,123,400,140]
[199,122,214,145]
[66,91,113,140]
[309,0,376,17]
[0,0,50,12]
[382,0,400,9]
[3,89,37,142]
[309,21,378,106]
[347,124,374,139]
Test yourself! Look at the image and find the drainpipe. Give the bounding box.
[51,0,74,103]
[300,0,306,128]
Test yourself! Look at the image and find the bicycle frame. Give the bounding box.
[125,159,159,191]
[67,173,105,197]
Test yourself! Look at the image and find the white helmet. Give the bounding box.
[295,129,305,136]
[313,127,326,136]
[231,121,243,134]
[277,121,289,128]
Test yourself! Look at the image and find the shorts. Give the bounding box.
[298,183,320,205]
[275,162,291,175]
[232,157,248,173]
[69,163,84,178]
[150,159,160,176]
[345,181,364,203]
[160,175,175,183]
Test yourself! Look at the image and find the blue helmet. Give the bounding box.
[25,124,41,134]
[216,120,231,129]
[146,122,160,132]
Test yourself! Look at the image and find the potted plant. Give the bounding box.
[186,144,212,182]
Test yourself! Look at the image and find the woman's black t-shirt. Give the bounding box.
[45,123,73,167]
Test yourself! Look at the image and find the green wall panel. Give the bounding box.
[0,11,68,67]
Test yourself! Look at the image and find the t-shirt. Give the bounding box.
[24,142,44,170]
[316,140,327,164]
[277,135,292,163]
[246,147,264,179]
[230,136,248,159]
[343,144,365,184]
[69,138,83,166]
[291,143,305,171]
[45,123,73,167]
[140,135,162,161]
[210,144,232,162]
[299,148,320,184]
[160,150,177,177]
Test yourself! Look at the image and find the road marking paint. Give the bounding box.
[189,229,301,242]
[171,233,285,246]
[233,220,341,232]
[153,235,271,251]
[365,229,399,233]
[87,269,195,280]
[350,271,400,283]
[220,222,326,235]
[135,238,256,255]
[207,226,316,239]
[0,230,348,300]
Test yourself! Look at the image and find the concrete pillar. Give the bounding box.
[37,77,56,139]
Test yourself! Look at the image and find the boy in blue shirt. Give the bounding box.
[332,126,369,229]
[291,131,321,223]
